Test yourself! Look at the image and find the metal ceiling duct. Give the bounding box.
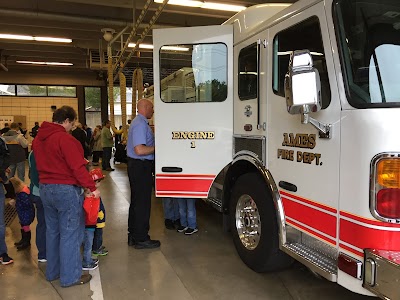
[0,8,131,27]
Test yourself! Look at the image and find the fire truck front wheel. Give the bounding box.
[230,172,293,272]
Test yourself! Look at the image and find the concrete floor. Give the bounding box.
[0,162,373,300]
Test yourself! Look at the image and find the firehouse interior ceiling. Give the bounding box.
[0,0,296,85]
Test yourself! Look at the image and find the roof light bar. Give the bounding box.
[16,61,73,66]
[154,0,245,12]
[0,34,72,43]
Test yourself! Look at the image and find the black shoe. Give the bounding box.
[106,168,115,171]
[173,219,181,228]
[14,229,24,246]
[0,253,14,265]
[134,239,161,249]
[128,234,136,246]
[17,231,31,251]
[164,219,175,230]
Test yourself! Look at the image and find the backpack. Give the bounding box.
[0,137,11,173]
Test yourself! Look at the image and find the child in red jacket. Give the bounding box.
[82,169,107,270]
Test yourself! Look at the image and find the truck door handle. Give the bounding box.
[279,181,297,192]
[161,167,183,173]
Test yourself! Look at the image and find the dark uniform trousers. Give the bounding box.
[127,158,153,242]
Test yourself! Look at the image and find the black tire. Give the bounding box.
[230,172,293,272]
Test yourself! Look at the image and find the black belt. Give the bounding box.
[128,157,153,162]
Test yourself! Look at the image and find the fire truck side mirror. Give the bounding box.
[284,50,322,115]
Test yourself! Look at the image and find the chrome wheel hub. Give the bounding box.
[235,194,261,250]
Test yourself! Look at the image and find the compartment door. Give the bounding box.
[153,25,233,198]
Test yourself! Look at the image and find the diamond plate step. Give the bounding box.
[283,242,337,281]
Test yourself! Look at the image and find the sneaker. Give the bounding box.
[177,226,188,233]
[184,228,198,235]
[92,248,108,256]
[38,258,47,263]
[93,258,99,265]
[82,263,98,271]
[0,253,14,265]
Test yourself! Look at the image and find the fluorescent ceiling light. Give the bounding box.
[161,45,190,51]
[202,2,246,12]
[16,61,73,66]
[154,0,202,8]
[0,34,33,41]
[129,43,189,51]
[34,37,72,43]
[0,34,72,43]
[154,0,245,12]
[129,43,154,49]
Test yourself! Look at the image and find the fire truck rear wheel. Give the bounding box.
[230,172,293,272]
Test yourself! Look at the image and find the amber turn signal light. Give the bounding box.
[377,158,400,188]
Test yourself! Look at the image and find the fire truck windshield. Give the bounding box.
[334,0,400,108]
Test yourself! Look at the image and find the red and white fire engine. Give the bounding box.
[152,0,400,298]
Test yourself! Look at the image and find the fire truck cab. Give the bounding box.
[152,0,400,298]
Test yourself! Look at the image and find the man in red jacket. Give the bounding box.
[33,106,100,287]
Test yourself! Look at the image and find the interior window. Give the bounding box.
[238,43,257,100]
[334,0,400,107]
[273,16,331,109]
[159,43,228,103]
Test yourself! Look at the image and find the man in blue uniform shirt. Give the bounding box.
[127,98,160,249]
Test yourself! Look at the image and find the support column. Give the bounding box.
[76,85,86,125]
[101,85,108,124]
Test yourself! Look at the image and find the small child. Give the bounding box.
[90,169,108,256]
[9,177,35,250]
[163,197,180,230]
[82,169,107,270]
[28,150,46,263]
[176,198,198,235]
[92,200,108,256]
[82,189,99,271]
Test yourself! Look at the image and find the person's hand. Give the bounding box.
[5,168,10,174]
[8,199,16,206]
[84,188,91,197]
[91,189,101,198]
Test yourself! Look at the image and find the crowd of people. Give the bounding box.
[0,99,198,288]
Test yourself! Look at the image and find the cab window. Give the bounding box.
[238,43,257,100]
[272,16,331,109]
[159,43,228,103]
[334,0,400,108]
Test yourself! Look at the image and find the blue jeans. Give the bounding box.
[0,183,7,255]
[9,161,26,182]
[92,228,103,251]
[40,184,84,287]
[31,194,46,260]
[83,229,95,266]
[162,198,180,221]
[177,198,197,229]
[102,147,112,170]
